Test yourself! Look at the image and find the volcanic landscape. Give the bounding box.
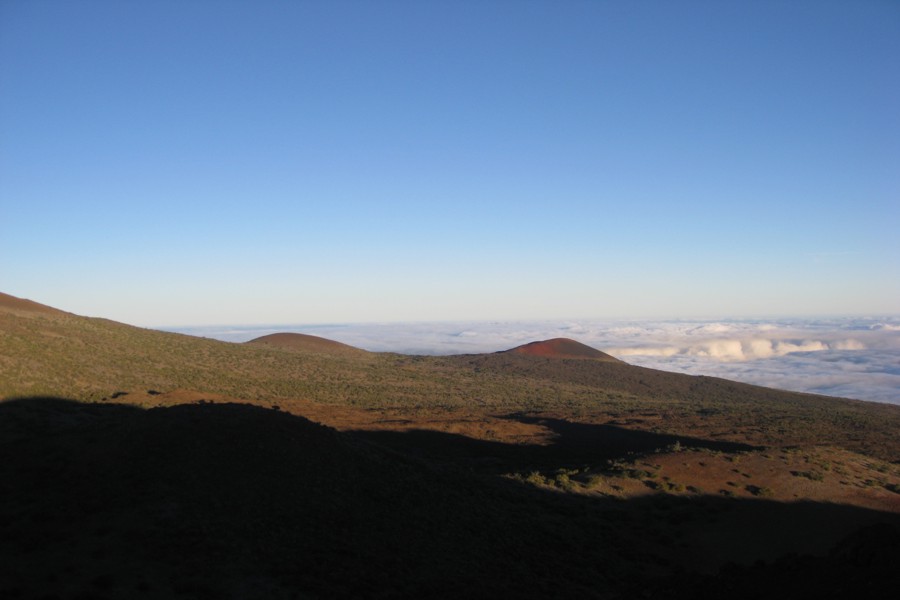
[1,291,898,598]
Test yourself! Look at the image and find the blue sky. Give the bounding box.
[2,0,898,326]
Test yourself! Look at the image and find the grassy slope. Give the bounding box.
[245,331,367,355]
[2,294,900,598]
[3,300,899,462]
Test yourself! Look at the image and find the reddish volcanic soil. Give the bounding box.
[0,292,63,316]
[505,337,621,362]
[246,332,366,355]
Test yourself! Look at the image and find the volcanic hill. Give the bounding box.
[504,337,623,361]
[246,332,365,355]
[2,291,899,598]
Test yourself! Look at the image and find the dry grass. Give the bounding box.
[2,292,900,597]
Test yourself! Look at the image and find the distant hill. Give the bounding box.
[246,332,365,355]
[503,337,622,362]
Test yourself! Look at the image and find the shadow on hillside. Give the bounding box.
[1,396,897,599]
[509,413,759,455]
[350,414,757,472]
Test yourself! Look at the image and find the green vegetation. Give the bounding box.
[793,470,825,482]
[584,474,605,489]
[662,481,686,493]
[523,471,547,486]
[747,485,775,497]
[616,468,657,480]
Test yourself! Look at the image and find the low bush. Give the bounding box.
[746,485,774,497]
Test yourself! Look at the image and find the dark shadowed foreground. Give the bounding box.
[2,398,898,599]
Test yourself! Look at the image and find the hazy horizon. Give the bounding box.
[2,1,898,325]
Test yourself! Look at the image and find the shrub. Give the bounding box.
[664,482,685,493]
[793,470,824,482]
[585,475,605,489]
[554,473,575,490]
[524,471,546,486]
[746,485,774,497]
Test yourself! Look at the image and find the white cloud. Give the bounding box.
[689,323,734,335]
[614,346,681,357]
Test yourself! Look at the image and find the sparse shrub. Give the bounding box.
[585,474,605,489]
[524,471,546,486]
[793,470,824,482]
[746,485,774,497]
[554,473,575,490]
[885,483,900,495]
[619,468,656,480]
[664,482,685,493]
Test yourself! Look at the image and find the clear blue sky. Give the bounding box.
[2,0,898,326]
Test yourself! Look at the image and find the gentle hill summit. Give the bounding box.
[504,338,622,362]
[246,332,366,355]
[0,291,65,316]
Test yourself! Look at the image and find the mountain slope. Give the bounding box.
[2,397,897,599]
[2,292,900,597]
[504,337,622,361]
[246,332,366,355]
[0,291,66,316]
[3,290,900,463]
[0,398,634,598]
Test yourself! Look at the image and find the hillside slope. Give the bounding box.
[504,337,622,361]
[0,291,66,316]
[246,332,365,355]
[2,397,897,599]
[2,291,900,461]
[2,292,900,597]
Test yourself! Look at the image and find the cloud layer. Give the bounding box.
[173,318,900,405]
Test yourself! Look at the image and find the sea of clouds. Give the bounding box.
[172,318,900,405]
